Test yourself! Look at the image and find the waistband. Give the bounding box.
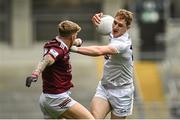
[101,82,134,89]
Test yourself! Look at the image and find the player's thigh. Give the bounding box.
[109,86,134,118]
[39,93,52,119]
[90,96,110,119]
[60,102,94,119]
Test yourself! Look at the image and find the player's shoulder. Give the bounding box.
[44,38,67,50]
[44,39,59,48]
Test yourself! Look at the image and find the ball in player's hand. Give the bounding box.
[96,15,114,35]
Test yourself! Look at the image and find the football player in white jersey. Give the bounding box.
[71,9,134,119]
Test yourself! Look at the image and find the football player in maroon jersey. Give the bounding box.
[26,20,94,119]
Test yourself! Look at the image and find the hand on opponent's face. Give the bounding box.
[73,38,83,47]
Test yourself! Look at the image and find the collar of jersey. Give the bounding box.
[110,32,129,41]
[56,36,68,49]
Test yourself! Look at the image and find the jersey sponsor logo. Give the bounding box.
[49,49,59,58]
[58,97,71,109]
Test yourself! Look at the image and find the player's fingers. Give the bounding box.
[92,14,101,25]
[98,12,103,17]
[94,15,101,23]
[95,12,103,22]
[91,16,98,25]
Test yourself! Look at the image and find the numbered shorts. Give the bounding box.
[39,92,77,119]
[94,82,134,117]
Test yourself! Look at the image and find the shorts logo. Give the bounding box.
[58,98,71,109]
[118,109,127,114]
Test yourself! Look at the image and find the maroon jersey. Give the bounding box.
[42,36,73,94]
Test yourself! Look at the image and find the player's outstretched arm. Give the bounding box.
[25,54,55,87]
[71,45,118,57]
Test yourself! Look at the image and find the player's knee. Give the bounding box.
[91,110,101,119]
[91,110,96,117]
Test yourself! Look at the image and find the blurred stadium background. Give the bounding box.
[0,0,180,119]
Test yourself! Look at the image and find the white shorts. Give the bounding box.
[95,81,134,117]
[39,91,77,119]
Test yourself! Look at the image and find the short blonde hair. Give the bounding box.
[115,9,133,26]
[58,20,81,37]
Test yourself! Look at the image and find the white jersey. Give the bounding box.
[101,32,133,87]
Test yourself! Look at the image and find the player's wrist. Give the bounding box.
[32,71,40,78]
[70,46,78,52]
